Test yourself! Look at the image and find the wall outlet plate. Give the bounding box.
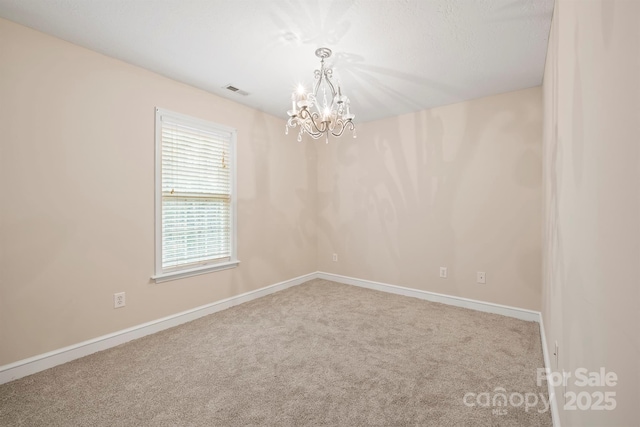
[439,267,447,278]
[477,272,486,284]
[114,292,125,309]
[332,253,338,262]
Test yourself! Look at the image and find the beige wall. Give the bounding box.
[0,18,317,365]
[1,16,546,368]
[542,0,639,425]
[317,87,543,311]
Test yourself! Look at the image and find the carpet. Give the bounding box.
[0,279,552,426]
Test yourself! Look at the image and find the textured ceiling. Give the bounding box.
[0,0,554,123]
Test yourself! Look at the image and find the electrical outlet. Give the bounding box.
[332,253,338,262]
[439,267,447,278]
[114,292,125,309]
[477,272,486,284]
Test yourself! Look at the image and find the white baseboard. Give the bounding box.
[0,272,317,385]
[317,272,541,322]
[1,270,551,398]
[539,314,562,427]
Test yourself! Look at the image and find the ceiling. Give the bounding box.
[0,0,554,123]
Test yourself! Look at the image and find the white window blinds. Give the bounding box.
[155,108,237,278]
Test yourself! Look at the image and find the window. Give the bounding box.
[153,108,238,282]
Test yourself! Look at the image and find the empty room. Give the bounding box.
[0,1,637,426]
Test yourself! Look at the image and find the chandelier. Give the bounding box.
[286,47,356,143]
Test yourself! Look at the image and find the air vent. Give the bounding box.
[223,84,249,96]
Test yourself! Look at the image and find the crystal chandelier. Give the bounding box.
[286,47,356,143]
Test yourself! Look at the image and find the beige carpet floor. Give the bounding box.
[0,279,552,426]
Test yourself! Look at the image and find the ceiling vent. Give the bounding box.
[223,84,249,96]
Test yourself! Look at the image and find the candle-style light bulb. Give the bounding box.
[323,106,331,121]
[296,84,306,101]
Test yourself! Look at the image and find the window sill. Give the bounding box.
[152,260,240,283]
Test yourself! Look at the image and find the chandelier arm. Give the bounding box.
[323,70,338,101]
[330,119,355,138]
[303,123,323,139]
[297,109,325,139]
[312,69,323,98]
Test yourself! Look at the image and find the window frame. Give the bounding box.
[152,107,239,283]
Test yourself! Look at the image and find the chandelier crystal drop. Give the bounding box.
[286,47,356,143]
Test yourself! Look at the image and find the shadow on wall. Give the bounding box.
[232,110,316,292]
[318,92,541,292]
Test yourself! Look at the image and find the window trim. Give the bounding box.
[152,107,239,283]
